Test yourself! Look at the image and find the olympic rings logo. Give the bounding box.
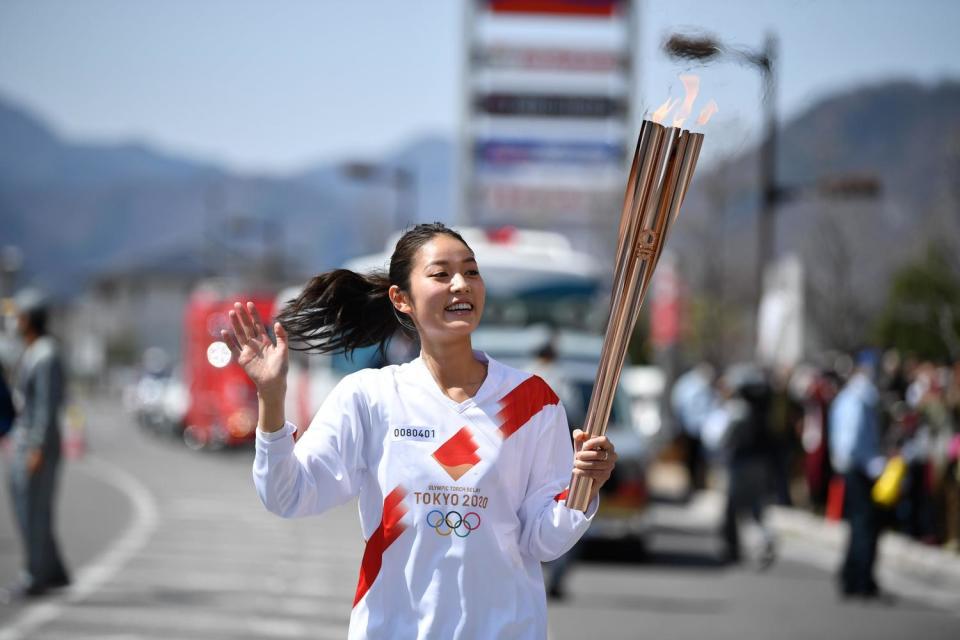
[426,510,482,537]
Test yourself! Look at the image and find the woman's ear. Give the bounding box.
[388,284,412,314]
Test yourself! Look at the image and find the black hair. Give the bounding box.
[22,308,48,337]
[276,222,472,357]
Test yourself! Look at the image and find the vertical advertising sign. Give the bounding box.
[461,0,634,245]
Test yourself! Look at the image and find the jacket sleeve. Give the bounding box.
[26,351,64,450]
[516,402,597,562]
[252,372,368,518]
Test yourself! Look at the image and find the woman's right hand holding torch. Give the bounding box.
[221,301,289,433]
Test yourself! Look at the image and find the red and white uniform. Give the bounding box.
[253,351,596,639]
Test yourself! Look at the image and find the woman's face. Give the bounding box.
[392,234,485,345]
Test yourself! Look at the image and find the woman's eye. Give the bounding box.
[467,270,480,276]
[430,272,448,278]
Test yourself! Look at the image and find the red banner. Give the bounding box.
[650,260,682,349]
[487,0,622,17]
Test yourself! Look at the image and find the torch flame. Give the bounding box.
[671,74,700,128]
[696,99,718,125]
[651,97,679,125]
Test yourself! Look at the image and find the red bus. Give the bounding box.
[181,283,275,450]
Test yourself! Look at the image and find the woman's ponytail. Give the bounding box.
[276,269,402,356]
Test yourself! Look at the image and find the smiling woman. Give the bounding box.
[221,222,617,639]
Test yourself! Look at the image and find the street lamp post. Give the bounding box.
[666,33,883,361]
[665,32,778,332]
[341,163,417,234]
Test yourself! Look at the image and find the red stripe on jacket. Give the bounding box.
[353,486,408,607]
[497,375,560,439]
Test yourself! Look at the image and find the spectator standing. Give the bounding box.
[670,363,717,497]
[703,364,776,568]
[768,366,803,506]
[944,360,960,551]
[830,350,886,598]
[2,289,71,600]
[799,367,841,510]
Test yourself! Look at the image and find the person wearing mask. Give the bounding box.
[224,223,616,638]
[2,289,71,600]
[830,349,887,599]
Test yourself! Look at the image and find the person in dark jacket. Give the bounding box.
[704,364,776,568]
[2,289,70,600]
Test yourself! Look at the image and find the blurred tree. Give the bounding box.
[804,208,873,353]
[874,244,960,361]
[683,293,747,368]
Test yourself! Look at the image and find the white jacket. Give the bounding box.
[253,351,596,639]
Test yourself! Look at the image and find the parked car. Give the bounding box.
[471,325,663,548]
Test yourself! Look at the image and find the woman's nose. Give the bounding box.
[450,273,470,292]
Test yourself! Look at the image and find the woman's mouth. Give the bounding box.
[444,302,473,315]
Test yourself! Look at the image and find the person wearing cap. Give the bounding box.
[2,289,71,599]
[829,349,886,599]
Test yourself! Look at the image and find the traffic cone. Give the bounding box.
[825,475,844,521]
[64,404,86,460]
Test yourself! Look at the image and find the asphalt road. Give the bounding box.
[0,393,956,639]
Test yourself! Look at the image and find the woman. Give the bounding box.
[223,223,616,638]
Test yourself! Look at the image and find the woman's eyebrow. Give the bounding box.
[424,256,478,269]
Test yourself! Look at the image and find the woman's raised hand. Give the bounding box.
[222,301,289,399]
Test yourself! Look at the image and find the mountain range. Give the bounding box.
[0,99,456,295]
[1,79,958,309]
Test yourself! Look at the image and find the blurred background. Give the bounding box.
[1,1,959,638]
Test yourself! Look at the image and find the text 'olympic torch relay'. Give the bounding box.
[566,89,711,512]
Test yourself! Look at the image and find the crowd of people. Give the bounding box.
[671,349,960,593]
[799,351,960,549]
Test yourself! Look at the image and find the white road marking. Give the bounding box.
[0,456,159,640]
[35,605,346,638]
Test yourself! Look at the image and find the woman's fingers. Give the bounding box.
[582,435,612,451]
[274,322,288,350]
[221,330,242,359]
[573,453,617,470]
[229,305,251,343]
[247,302,265,339]
[572,429,587,453]
[572,434,615,459]
[233,301,262,342]
[573,467,611,480]
[578,448,616,462]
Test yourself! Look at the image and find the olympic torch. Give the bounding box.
[566,88,711,511]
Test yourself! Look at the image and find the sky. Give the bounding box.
[0,0,958,174]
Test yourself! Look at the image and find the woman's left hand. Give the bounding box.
[572,430,617,502]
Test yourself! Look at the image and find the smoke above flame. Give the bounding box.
[649,75,717,129]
